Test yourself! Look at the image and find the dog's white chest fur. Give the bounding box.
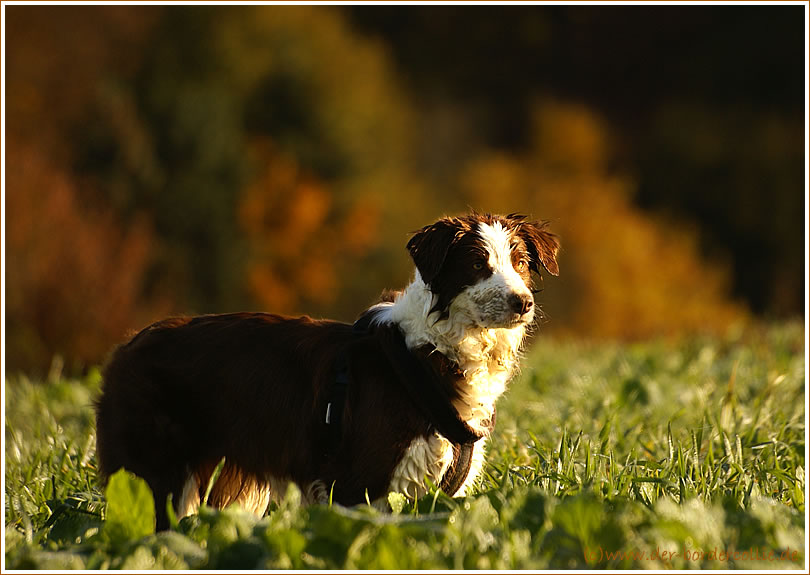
[377,271,526,500]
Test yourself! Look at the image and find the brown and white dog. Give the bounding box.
[95,212,559,529]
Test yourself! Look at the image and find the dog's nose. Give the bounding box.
[509,293,534,315]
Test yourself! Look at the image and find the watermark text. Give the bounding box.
[583,545,802,564]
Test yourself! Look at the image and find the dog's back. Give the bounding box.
[95,312,434,528]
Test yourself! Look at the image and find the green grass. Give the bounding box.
[4,322,806,569]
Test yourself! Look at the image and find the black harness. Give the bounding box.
[323,318,495,496]
[323,353,351,457]
[438,409,495,496]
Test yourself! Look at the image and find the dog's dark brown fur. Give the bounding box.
[96,314,436,529]
[95,213,560,531]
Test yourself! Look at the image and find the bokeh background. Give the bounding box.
[4,4,806,375]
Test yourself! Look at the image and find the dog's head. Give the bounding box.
[407,213,560,328]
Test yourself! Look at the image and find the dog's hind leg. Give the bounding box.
[189,461,271,518]
[177,473,201,519]
[145,467,189,531]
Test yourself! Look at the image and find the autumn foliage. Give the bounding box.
[5,6,750,373]
[5,146,171,370]
[239,139,383,313]
[460,101,746,339]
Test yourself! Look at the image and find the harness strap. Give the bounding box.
[439,442,474,495]
[323,354,350,456]
[323,319,368,458]
[375,324,482,445]
[437,409,496,496]
[322,317,496,498]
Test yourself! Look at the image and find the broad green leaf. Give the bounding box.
[104,469,155,543]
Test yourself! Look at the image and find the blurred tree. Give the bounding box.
[638,102,805,316]
[5,6,163,373]
[4,6,156,162]
[6,5,439,371]
[348,5,805,317]
[459,101,747,339]
[74,8,249,313]
[7,5,782,374]
[225,7,433,317]
[72,6,434,319]
[5,145,170,372]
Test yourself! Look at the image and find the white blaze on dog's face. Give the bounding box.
[407,214,560,329]
[454,220,535,327]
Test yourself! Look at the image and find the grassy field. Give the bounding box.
[4,322,806,569]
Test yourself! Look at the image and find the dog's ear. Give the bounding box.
[517,220,560,276]
[406,218,463,285]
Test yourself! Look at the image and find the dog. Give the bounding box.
[94,212,559,529]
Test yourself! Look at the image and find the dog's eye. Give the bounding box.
[515,260,527,272]
[472,262,484,271]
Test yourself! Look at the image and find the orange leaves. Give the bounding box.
[459,102,747,340]
[6,144,171,372]
[4,7,759,375]
[239,141,380,313]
